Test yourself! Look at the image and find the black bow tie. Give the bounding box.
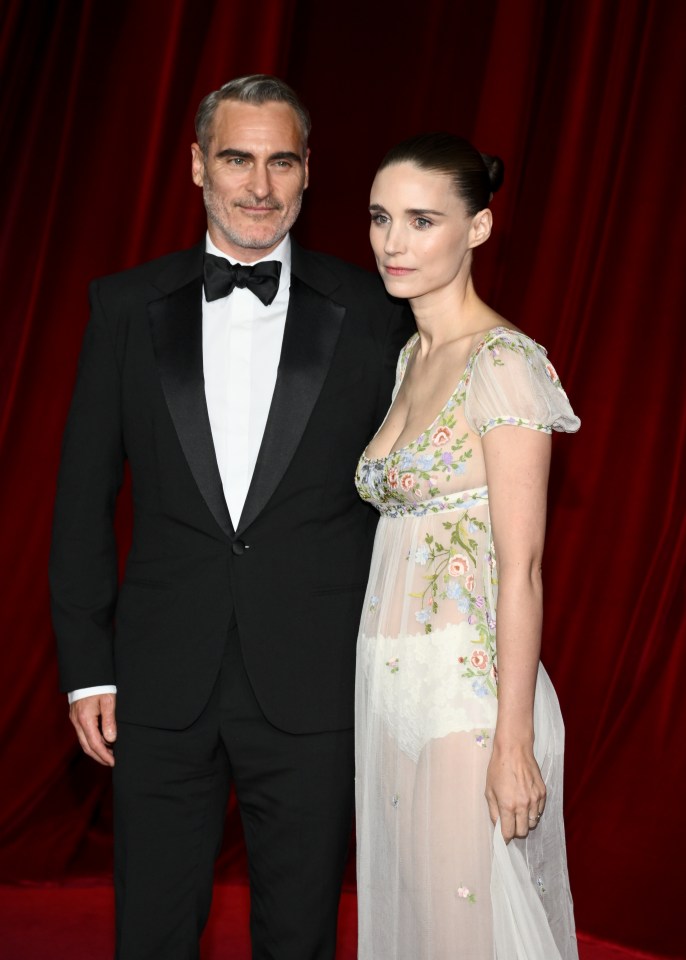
[203,253,282,306]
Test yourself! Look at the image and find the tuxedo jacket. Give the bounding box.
[50,240,414,733]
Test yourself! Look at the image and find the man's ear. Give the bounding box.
[468,208,493,249]
[191,143,205,188]
[303,147,311,190]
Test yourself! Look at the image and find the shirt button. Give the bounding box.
[232,540,248,556]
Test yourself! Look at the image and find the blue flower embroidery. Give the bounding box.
[471,680,488,697]
[414,545,430,565]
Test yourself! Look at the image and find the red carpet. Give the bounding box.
[0,882,673,960]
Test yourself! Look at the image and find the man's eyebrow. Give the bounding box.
[215,148,253,160]
[214,148,303,164]
[269,151,303,164]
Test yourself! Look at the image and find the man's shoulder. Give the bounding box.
[298,247,371,279]
[92,245,202,300]
[293,244,391,303]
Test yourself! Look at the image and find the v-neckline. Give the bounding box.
[362,326,511,463]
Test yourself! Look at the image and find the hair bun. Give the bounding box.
[480,152,505,195]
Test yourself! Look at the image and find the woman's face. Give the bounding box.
[369,162,491,302]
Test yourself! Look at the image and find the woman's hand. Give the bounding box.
[485,740,546,842]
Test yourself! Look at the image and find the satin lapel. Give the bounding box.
[236,275,344,536]
[148,277,233,539]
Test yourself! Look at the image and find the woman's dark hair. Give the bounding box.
[377,133,504,216]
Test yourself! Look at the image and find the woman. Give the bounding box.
[354,133,579,959]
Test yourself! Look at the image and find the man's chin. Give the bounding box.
[223,229,287,252]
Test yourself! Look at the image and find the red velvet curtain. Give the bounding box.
[1,1,684,955]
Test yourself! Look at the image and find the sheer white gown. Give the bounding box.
[354,327,580,959]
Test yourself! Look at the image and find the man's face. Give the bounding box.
[191,100,309,262]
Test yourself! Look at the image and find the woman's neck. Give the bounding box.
[410,276,495,354]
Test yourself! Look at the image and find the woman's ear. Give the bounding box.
[468,208,493,249]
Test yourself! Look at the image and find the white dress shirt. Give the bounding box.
[203,232,290,524]
[69,233,291,704]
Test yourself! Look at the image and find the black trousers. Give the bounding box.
[112,623,355,959]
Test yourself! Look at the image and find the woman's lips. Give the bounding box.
[384,266,415,276]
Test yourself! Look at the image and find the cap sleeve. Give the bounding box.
[465,330,580,436]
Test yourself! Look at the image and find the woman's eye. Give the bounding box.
[414,217,432,229]
[371,214,389,225]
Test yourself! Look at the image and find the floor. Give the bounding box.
[0,882,671,959]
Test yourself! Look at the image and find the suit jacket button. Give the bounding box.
[232,540,248,556]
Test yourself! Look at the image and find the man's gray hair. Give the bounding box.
[195,74,311,155]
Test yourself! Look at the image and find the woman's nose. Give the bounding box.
[384,225,406,255]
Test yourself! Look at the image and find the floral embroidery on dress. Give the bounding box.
[474,731,491,748]
[408,508,494,650]
[477,415,549,436]
[545,362,560,384]
[386,657,400,674]
[404,511,499,697]
[457,886,476,903]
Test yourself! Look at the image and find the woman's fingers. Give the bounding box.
[486,748,546,841]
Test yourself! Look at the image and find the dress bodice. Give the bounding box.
[355,326,579,518]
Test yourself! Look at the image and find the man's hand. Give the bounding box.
[69,693,117,766]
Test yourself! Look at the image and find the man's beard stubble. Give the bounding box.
[203,182,303,252]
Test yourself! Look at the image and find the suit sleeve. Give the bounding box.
[49,279,125,692]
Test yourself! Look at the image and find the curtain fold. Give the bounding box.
[1,1,683,955]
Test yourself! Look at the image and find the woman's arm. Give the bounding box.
[482,424,551,841]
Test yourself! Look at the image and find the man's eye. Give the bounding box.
[229,157,245,166]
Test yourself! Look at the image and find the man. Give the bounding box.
[50,75,413,959]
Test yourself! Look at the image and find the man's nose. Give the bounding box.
[248,163,270,199]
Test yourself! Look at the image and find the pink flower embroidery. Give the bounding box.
[545,362,559,383]
[465,574,475,592]
[448,554,469,577]
[431,425,452,446]
[457,884,476,902]
[388,467,399,489]
[470,649,489,670]
[400,472,415,491]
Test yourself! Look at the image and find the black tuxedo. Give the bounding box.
[50,239,413,958]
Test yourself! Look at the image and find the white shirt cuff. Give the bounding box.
[68,685,117,704]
